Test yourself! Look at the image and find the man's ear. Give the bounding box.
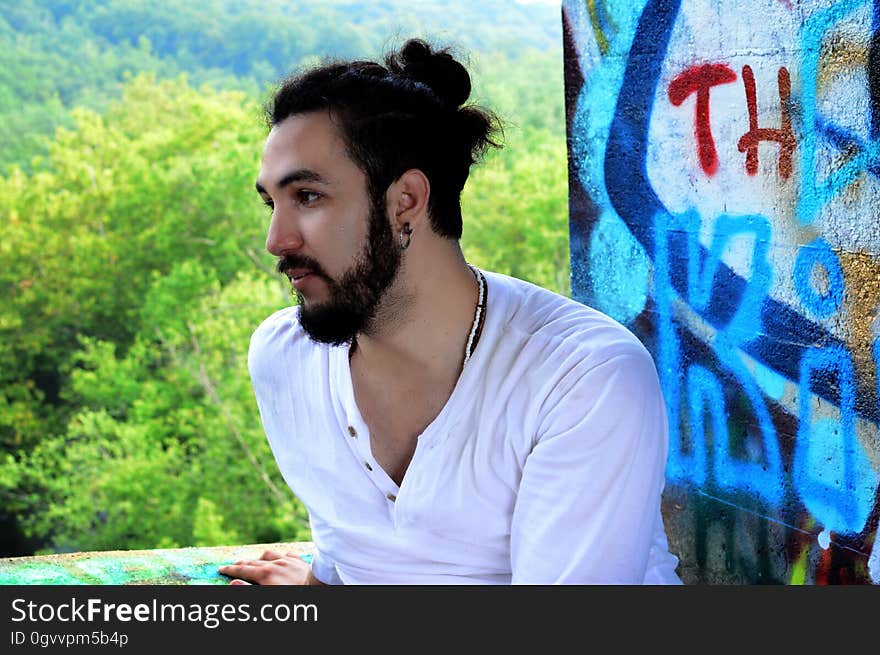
[389,169,430,230]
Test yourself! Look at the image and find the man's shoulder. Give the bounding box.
[247,305,322,378]
[485,270,650,365]
[250,305,300,349]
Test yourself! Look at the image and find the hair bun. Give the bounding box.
[387,39,471,108]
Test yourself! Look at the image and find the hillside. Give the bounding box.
[0,0,562,170]
[0,0,568,557]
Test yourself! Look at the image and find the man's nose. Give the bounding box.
[265,209,304,257]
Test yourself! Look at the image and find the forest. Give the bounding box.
[0,0,568,556]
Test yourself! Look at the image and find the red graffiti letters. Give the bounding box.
[669,62,798,178]
[737,65,796,179]
[668,64,738,176]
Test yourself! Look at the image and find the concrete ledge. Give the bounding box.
[0,542,316,585]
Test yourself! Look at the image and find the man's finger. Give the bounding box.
[229,579,252,586]
[218,563,258,578]
[219,563,265,584]
[259,550,284,561]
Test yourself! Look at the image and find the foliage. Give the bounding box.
[0,74,265,451]
[463,49,568,296]
[0,1,569,555]
[462,130,570,297]
[0,73,309,551]
[5,269,307,553]
[0,0,561,171]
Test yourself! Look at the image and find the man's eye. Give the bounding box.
[297,190,321,205]
[262,198,274,211]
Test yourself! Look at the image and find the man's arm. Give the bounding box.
[509,349,671,583]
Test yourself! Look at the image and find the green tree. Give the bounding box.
[0,74,305,551]
[6,267,306,553]
[0,15,569,554]
[463,48,568,296]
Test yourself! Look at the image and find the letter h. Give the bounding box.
[737,65,797,179]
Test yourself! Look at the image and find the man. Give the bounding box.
[219,39,681,584]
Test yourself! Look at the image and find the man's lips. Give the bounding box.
[285,267,313,281]
[284,267,320,291]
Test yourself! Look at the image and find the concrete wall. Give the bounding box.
[0,543,314,585]
[563,0,880,583]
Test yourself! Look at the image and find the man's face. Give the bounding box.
[256,111,402,345]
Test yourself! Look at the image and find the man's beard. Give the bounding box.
[276,198,402,346]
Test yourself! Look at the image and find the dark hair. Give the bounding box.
[265,38,503,239]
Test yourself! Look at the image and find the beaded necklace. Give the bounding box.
[463,264,487,366]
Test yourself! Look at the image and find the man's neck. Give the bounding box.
[351,247,480,385]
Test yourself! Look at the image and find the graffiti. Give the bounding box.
[0,544,314,585]
[667,62,796,178]
[794,345,877,535]
[667,64,738,176]
[656,208,783,506]
[587,0,617,55]
[738,66,796,178]
[793,238,845,319]
[798,0,880,227]
[563,0,880,583]
[872,1,880,139]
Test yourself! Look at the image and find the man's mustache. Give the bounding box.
[276,255,326,278]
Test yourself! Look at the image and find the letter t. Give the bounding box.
[668,64,738,176]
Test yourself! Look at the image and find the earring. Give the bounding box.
[399,223,413,250]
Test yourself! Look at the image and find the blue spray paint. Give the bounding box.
[684,365,717,488]
[692,213,773,344]
[565,0,880,581]
[798,0,880,226]
[655,209,695,487]
[793,238,845,319]
[794,346,879,534]
[872,0,880,140]
[712,330,784,507]
[654,208,782,504]
[588,209,650,323]
[596,0,863,421]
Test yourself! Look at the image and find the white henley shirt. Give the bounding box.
[248,269,682,584]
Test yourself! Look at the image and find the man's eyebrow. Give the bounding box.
[255,169,329,195]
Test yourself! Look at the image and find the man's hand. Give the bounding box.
[218,549,324,585]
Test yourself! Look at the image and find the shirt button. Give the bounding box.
[386,493,397,502]
[348,426,357,437]
[364,462,373,471]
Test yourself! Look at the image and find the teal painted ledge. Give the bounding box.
[0,542,316,585]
